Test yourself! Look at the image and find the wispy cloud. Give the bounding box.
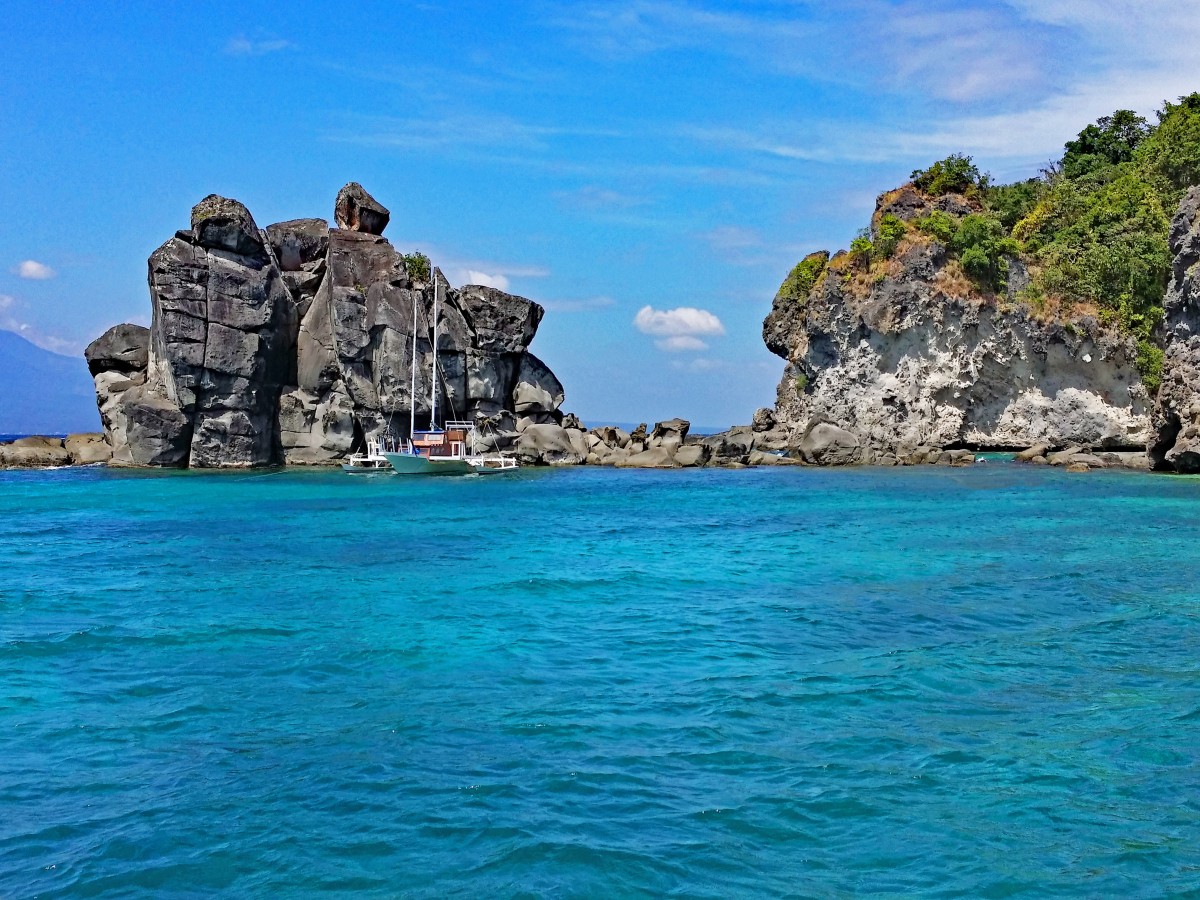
[225,35,293,57]
[1,294,80,355]
[552,185,648,211]
[13,260,55,280]
[540,295,617,313]
[558,0,1051,102]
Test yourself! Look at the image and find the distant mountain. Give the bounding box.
[0,330,100,434]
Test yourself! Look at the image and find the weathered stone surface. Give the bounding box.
[562,412,584,430]
[334,182,390,235]
[592,425,631,449]
[90,185,568,468]
[106,386,191,467]
[266,218,329,271]
[191,194,263,256]
[0,436,70,468]
[512,353,565,414]
[616,446,679,468]
[764,184,1152,464]
[458,285,543,354]
[650,418,690,445]
[752,407,777,432]
[515,423,584,465]
[65,432,112,465]
[1150,187,1200,472]
[1015,443,1050,462]
[85,324,149,376]
[702,427,754,460]
[1048,446,1084,466]
[796,419,861,466]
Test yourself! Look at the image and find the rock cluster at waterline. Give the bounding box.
[85,184,566,467]
[761,184,1153,467]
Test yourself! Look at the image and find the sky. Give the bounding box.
[2,2,1199,428]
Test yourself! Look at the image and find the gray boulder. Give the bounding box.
[752,407,777,432]
[1015,443,1050,462]
[65,433,112,465]
[191,194,263,256]
[515,423,585,466]
[512,352,564,415]
[334,182,390,235]
[0,436,71,468]
[85,324,149,376]
[266,218,330,271]
[797,419,861,466]
[674,443,712,467]
[616,446,679,468]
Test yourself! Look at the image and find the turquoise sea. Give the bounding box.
[2,463,1200,897]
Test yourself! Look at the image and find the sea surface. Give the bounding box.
[2,463,1200,897]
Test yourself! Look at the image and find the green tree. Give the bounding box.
[911,154,987,196]
[402,251,431,281]
[873,214,908,258]
[1061,109,1151,178]
[779,251,829,303]
[1135,92,1200,198]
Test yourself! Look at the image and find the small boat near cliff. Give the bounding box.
[379,270,519,477]
[384,421,518,476]
[341,436,402,473]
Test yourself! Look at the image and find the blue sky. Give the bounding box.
[2,1,1199,427]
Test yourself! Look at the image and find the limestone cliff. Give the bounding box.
[87,184,566,467]
[762,185,1152,464]
[1149,186,1200,472]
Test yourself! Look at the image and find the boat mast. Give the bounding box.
[409,292,418,438]
[430,271,439,430]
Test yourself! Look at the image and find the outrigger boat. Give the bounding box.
[382,273,519,477]
[341,436,403,473]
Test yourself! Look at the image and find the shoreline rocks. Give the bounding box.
[761,181,1155,466]
[0,434,112,468]
[85,183,569,469]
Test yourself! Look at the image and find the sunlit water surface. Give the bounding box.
[2,463,1199,897]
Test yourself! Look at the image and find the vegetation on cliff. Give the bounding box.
[785,93,1200,391]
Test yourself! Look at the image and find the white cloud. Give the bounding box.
[225,36,292,56]
[656,335,709,352]
[14,260,54,280]
[0,294,12,311]
[460,270,509,291]
[635,305,725,352]
[441,257,551,293]
[634,304,725,338]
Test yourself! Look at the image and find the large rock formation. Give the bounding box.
[762,189,1152,463]
[1149,186,1200,472]
[88,183,566,467]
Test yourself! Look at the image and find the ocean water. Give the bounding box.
[2,463,1199,897]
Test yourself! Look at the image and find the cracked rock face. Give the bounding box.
[88,184,566,468]
[334,182,390,235]
[762,238,1151,462]
[1149,186,1200,472]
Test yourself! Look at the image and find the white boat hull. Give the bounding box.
[383,453,474,476]
[341,461,393,473]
